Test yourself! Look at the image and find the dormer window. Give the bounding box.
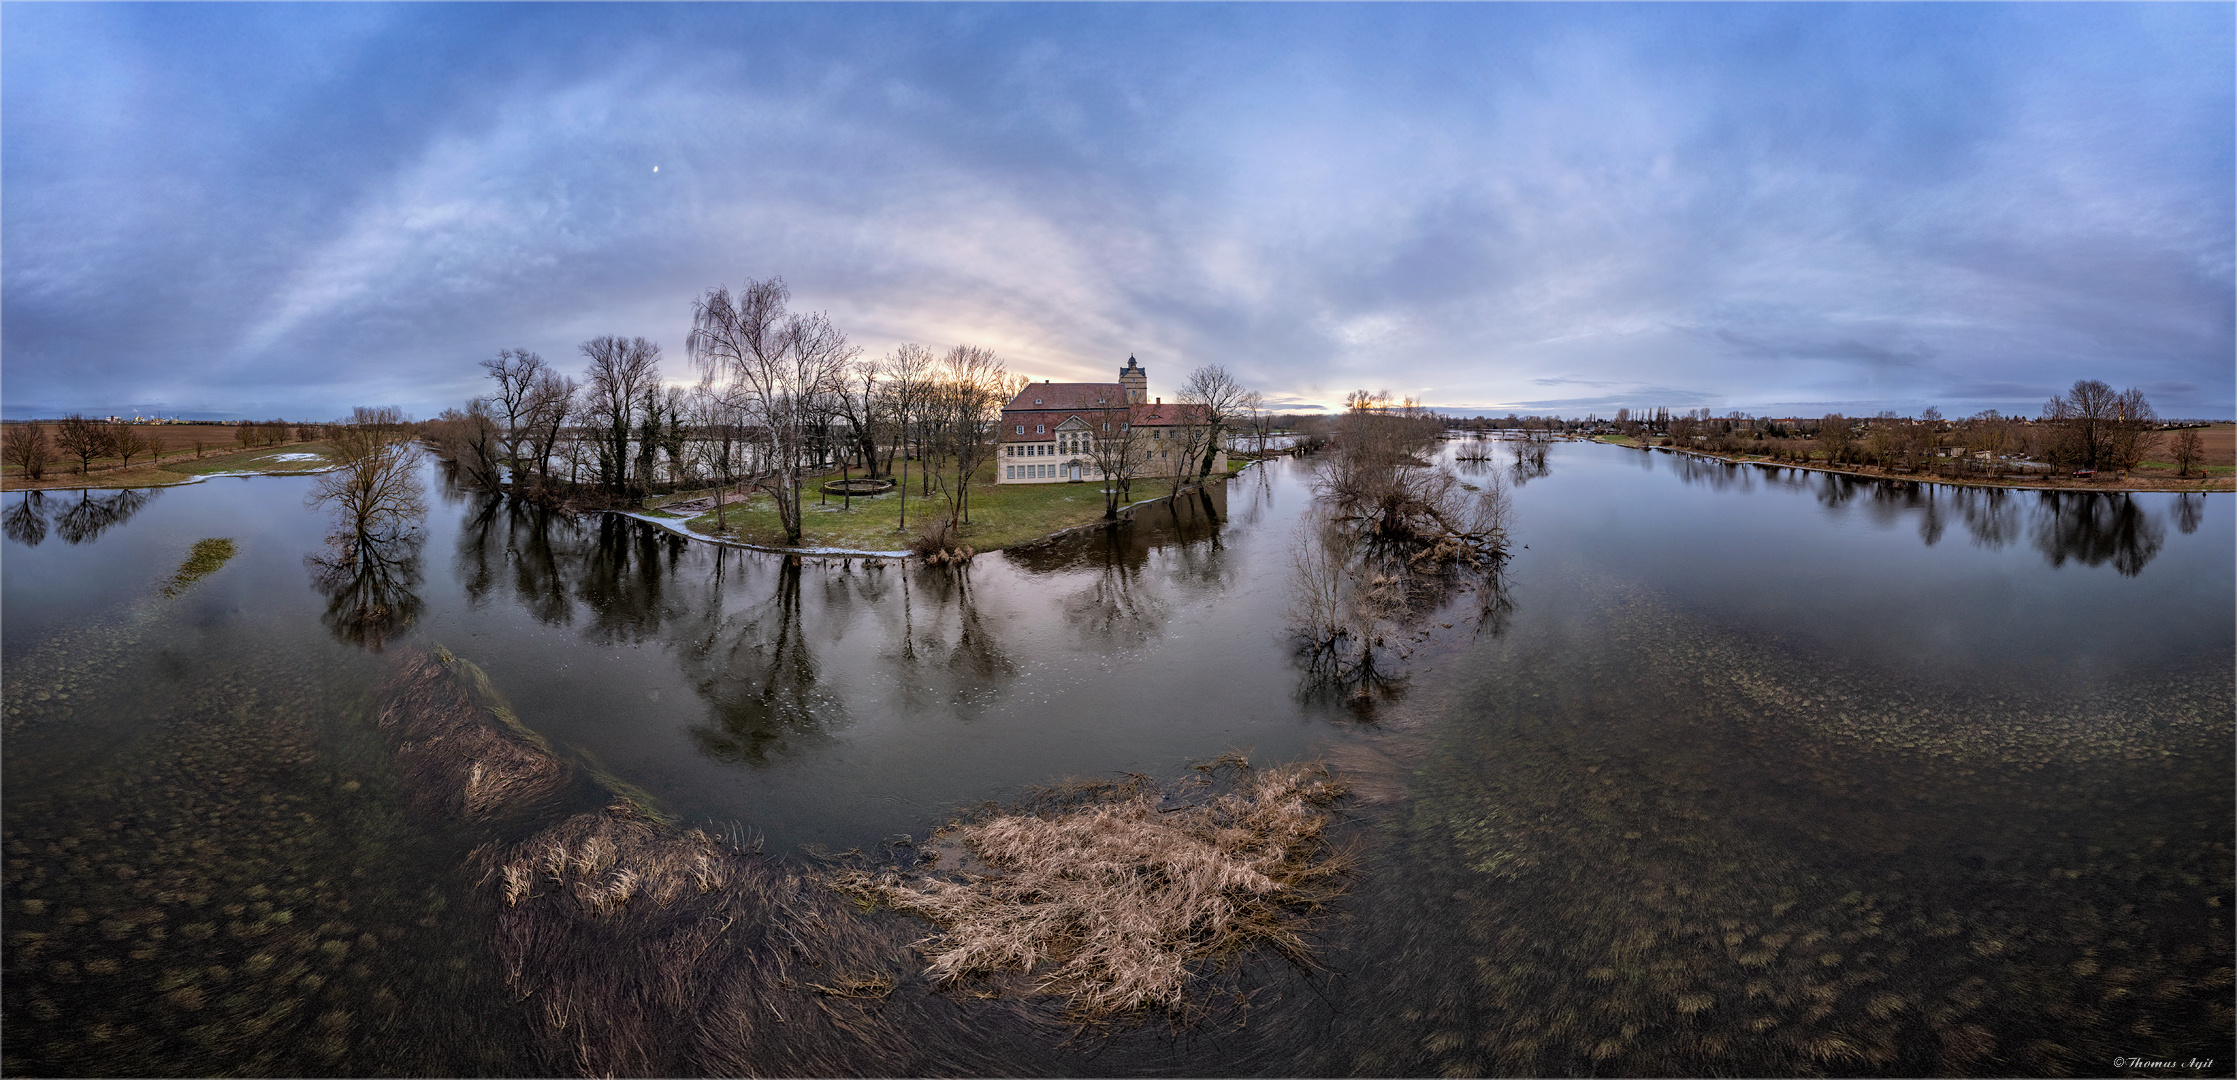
[1034,400,1042,405]
[1015,425,1024,435]
[1036,424,1045,434]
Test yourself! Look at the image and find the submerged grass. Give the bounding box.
[831,758,1352,1020]
[373,649,570,821]
[162,538,237,597]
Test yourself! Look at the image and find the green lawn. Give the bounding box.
[671,463,1170,552]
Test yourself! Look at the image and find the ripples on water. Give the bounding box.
[3,445,2229,1076]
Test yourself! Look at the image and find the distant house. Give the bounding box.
[996,356,1227,485]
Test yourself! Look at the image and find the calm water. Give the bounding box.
[3,443,2229,1076]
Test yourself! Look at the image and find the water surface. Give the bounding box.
[4,442,2228,1075]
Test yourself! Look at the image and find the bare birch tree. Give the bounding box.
[688,278,856,546]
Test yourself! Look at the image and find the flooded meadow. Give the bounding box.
[3,441,2229,1076]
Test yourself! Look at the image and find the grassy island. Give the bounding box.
[649,461,1212,553]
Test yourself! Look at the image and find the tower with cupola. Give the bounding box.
[1119,355,1148,404]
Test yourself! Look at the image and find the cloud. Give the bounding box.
[3,4,2229,421]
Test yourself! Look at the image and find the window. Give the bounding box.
[1102,422,1109,432]
[1015,425,1024,435]
[1154,429,1162,440]
[1036,424,1045,434]
[1005,465,1014,479]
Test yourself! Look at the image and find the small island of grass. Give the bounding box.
[649,461,1186,554]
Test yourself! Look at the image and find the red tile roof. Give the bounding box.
[999,383,1212,443]
[1005,383,1127,411]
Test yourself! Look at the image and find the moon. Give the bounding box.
[652,165,659,173]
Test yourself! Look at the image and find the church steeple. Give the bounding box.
[1119,355,1148,405]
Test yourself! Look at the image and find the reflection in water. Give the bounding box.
[4,488,159,547]
[307,430,431,650]
[4,491,51,546]
[1508,439,1551,486]
[2172,492,2206,535]
[1962,487,2025,549]
[307,532,426,650]
[687,558,833,766]
[1666,461,2180,577]
[2034,491,2166,577]
[448,506,1032,768]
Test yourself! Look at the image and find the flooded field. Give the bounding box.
[4,442,2229,1076]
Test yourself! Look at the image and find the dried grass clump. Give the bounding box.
[831,759,1351,1018]
[475,804,1018,1077]
[910,519,975,564]
[374,648,569,820]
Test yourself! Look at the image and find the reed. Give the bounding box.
[372,651,569,821]
[829,759,1351,1019]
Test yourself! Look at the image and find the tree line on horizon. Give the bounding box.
[2,414,319,481]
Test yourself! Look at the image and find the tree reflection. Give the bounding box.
[306,531,425,650]
[2033,491,2164,578]
[306,408,428,650]
[2171,493,2204,535]
[687,558,832,766]
[1961,488,2024,550]
[43,488,156,545]
[4,492,51,547]
[1063,548,1169,650]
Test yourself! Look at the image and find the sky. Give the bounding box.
[3,3,2231,421]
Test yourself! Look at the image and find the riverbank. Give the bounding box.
[1597,435,2236,493]
[1,442,337,491]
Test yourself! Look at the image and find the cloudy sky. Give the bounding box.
[4,3,2230,420]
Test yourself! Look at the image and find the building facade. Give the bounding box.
[995,356,1227,485]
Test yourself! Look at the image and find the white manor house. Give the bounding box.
[996,357,1227,485]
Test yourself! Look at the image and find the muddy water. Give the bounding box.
[3,444,2229,1076]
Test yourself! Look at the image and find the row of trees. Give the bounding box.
[431,276,1272,546]
[429,278,1033,546]
[1601,381,2204,478]
[3,415,321,481]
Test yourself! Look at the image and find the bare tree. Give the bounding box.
[521,369,578,493]
[581,336,663,494]
[689,278,855,546]
[2171,428,2204,477]
[426,400,504,492]
[689,386,752,533]
[1178,364,1250,478]
[4,425,53,481]
[2104,388,2156,474]
[1816,414,1851,465]
[55,415,111,475]
[2043,378,2121,471]
[480,349,548,489]
[928,345,1012,529]
[879,343,936,532]
[1088,396,1150,518]
[311,407,427,544]
[107,424,152,469]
